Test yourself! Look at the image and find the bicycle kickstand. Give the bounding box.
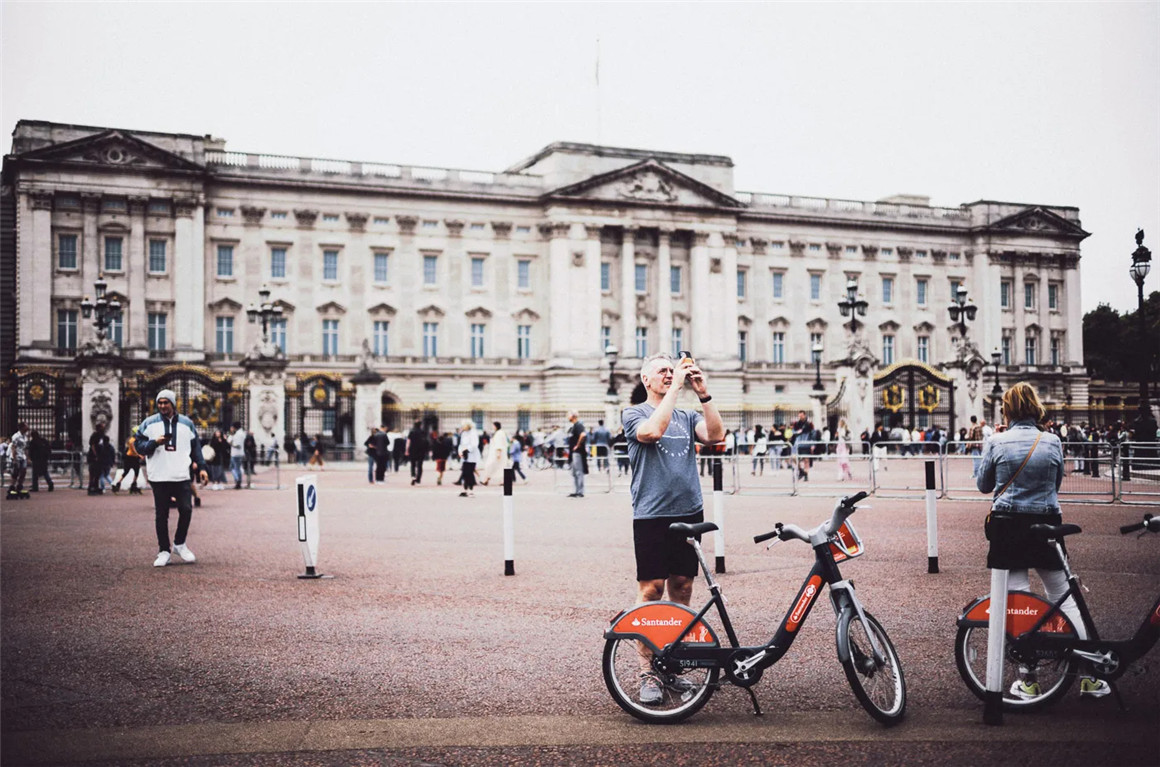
[1111,680,1126,712]
[744,686,763,716]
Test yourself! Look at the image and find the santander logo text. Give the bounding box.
[632,617,685,627]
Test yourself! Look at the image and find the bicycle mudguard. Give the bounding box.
[605,601,719,656]
[957,591,1078,637]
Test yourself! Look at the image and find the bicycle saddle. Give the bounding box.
[669,521,719,537]
[1028,523,1082,540]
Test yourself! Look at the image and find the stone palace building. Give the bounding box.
[1,119,1091,451]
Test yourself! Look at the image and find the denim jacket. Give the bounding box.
[976,420,1064,514]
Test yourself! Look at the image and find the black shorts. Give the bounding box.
[634,510,704,582]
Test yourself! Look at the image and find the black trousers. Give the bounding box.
[410,456,424,483]
[151,480,193,553]
[374,455,389,481]
[30,463,53,490]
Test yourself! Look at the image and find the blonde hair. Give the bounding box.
[1002,381,1046,424]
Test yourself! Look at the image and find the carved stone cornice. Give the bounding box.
[444,219,465,238]
[294,209,318,228]
[964,249,975,264]
[789,240,806,257]
[585,224,604,240]
[491,221,513,239]
[345,212,368,232]
[174,197,198,217]
[692,231,711,248]
[396,215,418,235]
[862,244,879,260]
[825,242,843,259]
[931,249,947,263]
[725,234,745,249]
[128,195,149,215]
[897,246,914,261]
[542,222,571,239]
[28,190,54,211]
[749,237,768,255]
[241,205,266,226]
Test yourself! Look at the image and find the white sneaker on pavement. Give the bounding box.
[173,543,196,563]
[153,551,171,567]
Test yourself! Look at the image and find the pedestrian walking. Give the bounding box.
[510,431,528,483]
[6,423,29,500]
[372,426,391,482]
[835,418,854,482]
[431,431,453,485]
[308,433,326,469]
[480,421,508,486]
[229,422,246,488]
[28,429,54,493]
[457,420,480,497]
[406,421,430,485]
[567,411,587,497]
[133,389,208,567]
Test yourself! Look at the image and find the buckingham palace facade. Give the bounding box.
[1,119,1090,448]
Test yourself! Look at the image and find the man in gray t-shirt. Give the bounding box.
[621,351,724,704]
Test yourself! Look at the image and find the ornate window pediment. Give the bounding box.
[315,301,347,315]
[769,315,790,329]
[417,304,445,320]
[914,321,935,333]
[208,297,243,312]
[16,129,203,171]
[368,302,396,317]
[987,206,1090,239]
[602,308,621,322]
[512,308,540,322]
[738,314,753,329]
[465,306,493,320]
[806,317,828,331]
[879,320,900,332]
[672,311,691,325]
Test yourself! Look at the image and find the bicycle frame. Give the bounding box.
[958,539,1160,680]
[640,525,882,681]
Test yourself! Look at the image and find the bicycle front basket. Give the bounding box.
[829,519,864,563]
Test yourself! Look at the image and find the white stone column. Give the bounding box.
[245,365,288,454]
[127,197,148,349]
[1013,262,1026,365]
[546,221,573,361]
[1064,258,1082,363]
[192,200,207,352]
[173,199,196,351]
[620,225,637,358]
[586,225,604,357]
[690,230,712,354]
[657,228,673,357]
[21,190,54,350]
[352,376,385,435]
[81,363,121,460]
[721,232,740,363]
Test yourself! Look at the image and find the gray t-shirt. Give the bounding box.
[622,403,704,519]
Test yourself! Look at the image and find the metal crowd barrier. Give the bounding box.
[870,440,945,498]
[1119,441,1160,506]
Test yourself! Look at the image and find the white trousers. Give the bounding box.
[1008,567,1087,640]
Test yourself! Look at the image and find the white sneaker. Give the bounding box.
[153,551,171,567]
[173,543,196,563]
[1079,677,1111,698]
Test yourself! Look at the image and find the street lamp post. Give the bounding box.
[1129,229,1156,442]
[837,278,869,334]
[948,285,978,340]
[604,345,620,397]
[79,274,122,354]
[812,342,824,391]
[991,349,1003,425]
[246,284,284,350]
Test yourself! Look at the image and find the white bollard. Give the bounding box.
[712,459,725,573]
[503,468,515,576]
[984,567,1008,725]
[924,460,939,574]
[296,475,324,579]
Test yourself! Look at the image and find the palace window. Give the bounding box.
[423,255,438,286]
[809,274,821,301]
[57,309,78,351]
[215,316,234,354]
[105,236,124,271]
[671,265,682,294]
[517,324,531,359]
[270,318,287,353]
[1001,281,1012,309]
[1051,333,1063,366]
[601,262,611,292]
[517,259,531,289]
[471,256,485,288]
[917,335,929,364]
[373,252,389,284]
[109,313,123,348]
[601,325,611,353]
[771,331,785,364]
[148,313,167,351]
[58,234,78,269]
[1001,335,1012,365]
[423,322,438,357]
[1048,283,1059,310]
[323,250,339,281]
[882,335,895,365]
[322,319,339,356]
[737,269,747,299]
[149,240,167,273]
[216,244,233,278]
[1025,335,1038,366]
[738,330,748,362]
[470,323,486,358]
[672,328,684,358]
[271,247,287,279]
[916,278,928,306]
[635,327,648,358]
[772,271,784,299]
[882,276,894,304]
[373,320,389,356]
[1025,282,1036,310]
[635,263,647,293]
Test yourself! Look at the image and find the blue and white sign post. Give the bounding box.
[296,475,324,579]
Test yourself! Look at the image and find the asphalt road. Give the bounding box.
[3,463,1158,766]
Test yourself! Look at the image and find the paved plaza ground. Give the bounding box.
[2,461,1158,766]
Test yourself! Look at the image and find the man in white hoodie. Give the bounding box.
[133,389,208,567]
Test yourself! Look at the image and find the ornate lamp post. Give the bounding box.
[948,285,978,340]
[605,345,620,397]
[812,342,824,391]
[837,278,869,334]
[991,349,1003,424]
[246,284,284,348]
[1129,229,1156,441]
[79,274,122,355]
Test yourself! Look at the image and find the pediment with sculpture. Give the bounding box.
[545,159,742,210]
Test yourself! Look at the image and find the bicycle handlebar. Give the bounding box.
[1120,513,1157,535]
[754,529,779,544]
[753,491,870,545]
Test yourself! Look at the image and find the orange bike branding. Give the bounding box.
[828,521,863,563]
[610,603,715,647]
[786,575,824,633]
[1151,603,1160,627]
[964,592,1075,636]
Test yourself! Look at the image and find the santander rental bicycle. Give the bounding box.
[602,491,906,725]
[955,512,1160,711]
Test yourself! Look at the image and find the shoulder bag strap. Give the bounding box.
[994,432,1043,502]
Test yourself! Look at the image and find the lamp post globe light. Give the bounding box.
[991,349,1003,424]
[837,278,869,334]
[812,342,824,391]
[1129,229,1155,439]
[79,274,122,354]
[604,345,620,397]
[948,284,978,339]
[246,284,284,349]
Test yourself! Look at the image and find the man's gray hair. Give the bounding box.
[640,352,675,378]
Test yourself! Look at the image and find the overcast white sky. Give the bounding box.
[3,1,1157,315]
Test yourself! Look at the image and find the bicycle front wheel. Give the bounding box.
[954,624,1076,711]
[602,637,717,723]
[838,610,906,725]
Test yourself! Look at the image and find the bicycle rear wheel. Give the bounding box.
[838,610,906,725]
[955,623,1076,711]
[602,637,717,723]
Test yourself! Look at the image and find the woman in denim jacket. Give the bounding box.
[976,381,1109,699]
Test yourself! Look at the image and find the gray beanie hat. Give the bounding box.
[156,389,177,405]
